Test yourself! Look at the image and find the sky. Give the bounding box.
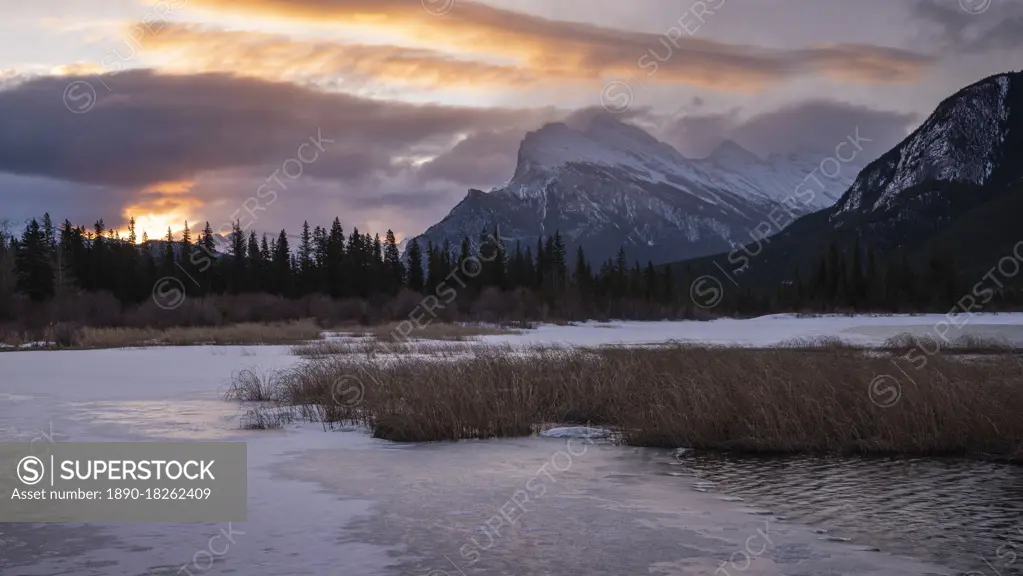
[1,0,1021,242]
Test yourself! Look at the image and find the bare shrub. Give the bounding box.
[223,368,287,402]
[52,322,81,348]
[239,404,296,429]
[0,324,27,347]
[882,332,931,355]
[777,336,859,350]
[949,333,1017,353]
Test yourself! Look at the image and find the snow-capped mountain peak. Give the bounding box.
[514,116,684,175]
[414,114,864,265]
[834,71,1020,218]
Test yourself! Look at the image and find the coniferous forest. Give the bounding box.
[2,213,1022,332]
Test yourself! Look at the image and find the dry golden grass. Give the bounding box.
[2,319,517,352]
[245,344,1023,458]
[0,323,80,349]
[77,320,323,348]
[883,332,1022,355]
[291,339,481,358]
[337,322,520,342]
[776,336,860,349]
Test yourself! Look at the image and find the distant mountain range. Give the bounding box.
[670,70,1023,290]
[411,114,862,264]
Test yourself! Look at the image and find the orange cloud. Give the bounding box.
[183,0,934,89]
[136,23,541,88]
[121,180,204,241]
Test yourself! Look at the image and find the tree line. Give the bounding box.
[694,238,1023,315]
[3,213,1020,328]
[1,214,679,318]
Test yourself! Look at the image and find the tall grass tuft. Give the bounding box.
[239,344,1023,460]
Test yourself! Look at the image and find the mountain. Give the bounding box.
[669,71,1023,290]
[411,115,861,264]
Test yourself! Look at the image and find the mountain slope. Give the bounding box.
[412,115,860,264]
[669,70,1023,290]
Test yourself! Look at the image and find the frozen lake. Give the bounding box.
[1,314,1021,575]
[474,312,1023,348]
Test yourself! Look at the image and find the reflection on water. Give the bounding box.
[67,399,250,440]
[685,454,1023,575]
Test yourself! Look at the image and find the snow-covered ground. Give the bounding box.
[4,314,1017,574]
[475,312,1023,348]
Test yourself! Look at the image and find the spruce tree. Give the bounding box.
[574,246,590,292]
[371,233,384,296]
[405,239,425,293]
[229,221,246,293]
[299,221,313,293]
[162,227,176,279]
[326,218,345,298]
[384,230,404,294]
[15,219,55,302]
[550,232,567,292]
[247,231,262,291]
[273,229,291,296]
[644,261,656,301]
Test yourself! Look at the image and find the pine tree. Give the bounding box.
[523,246,536,288]
[200,222,216,255]
[298,220,314,294]
[371,233,384,296]
[534,237,546,289]
[850,237,864,309]
[126,217,137,246]
[644,261,656,301]
[162,226,176,279]
[615,247,628,298]
[661,264,674,304]
[41,213,56,256]
[346,228,365,297]
[54,220,80,297]
[90,219,107,292]
[326,218,345,298]
[259,234,270,258]
[247,231,262,292]
[440,238,453,285]
[405,239,425,293]
[509,242,525,288]
[273,229,291,296]
[384,230,404,294]
[0,227,16,317]
[15,219,55,302]
[574,245,590,292]
[195,221,217,294]
[313,225,327,292]
[550,232,567,292]
[865,243,878,309]
[178,221,193,284]
[229,220,246,293]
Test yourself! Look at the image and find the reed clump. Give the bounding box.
[230,344,1023,459]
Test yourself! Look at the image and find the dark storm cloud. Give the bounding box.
[417,107,658,187]
[0,173,133,229]
[0,70,554,188]
[914,0,1023,53]
[417,129,526,187]
[663,100,920,160]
